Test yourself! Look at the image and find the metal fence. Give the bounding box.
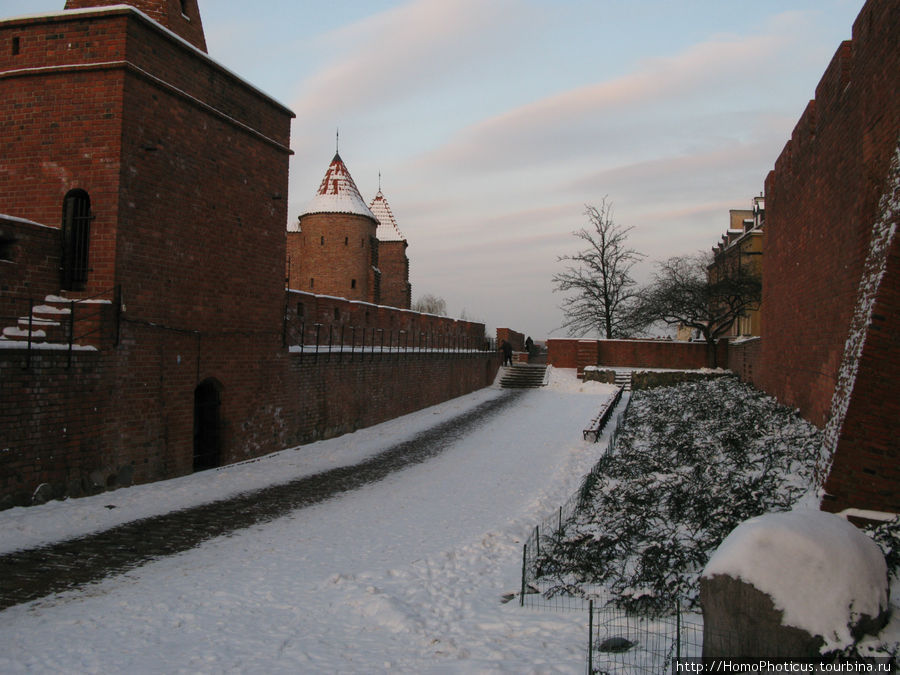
[0,287,120,368]
[287,321,497,363]
[516,389,709,673]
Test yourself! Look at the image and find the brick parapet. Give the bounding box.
[285,290,486,349]
[760,0,899,428]
[547,338,723,372]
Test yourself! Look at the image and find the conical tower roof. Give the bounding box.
[301,153,376,221]
[369,189,406,242]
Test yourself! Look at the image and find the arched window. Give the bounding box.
[61,189,92,291]
[193,378,223,471]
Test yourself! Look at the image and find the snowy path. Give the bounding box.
[0,371,618,674]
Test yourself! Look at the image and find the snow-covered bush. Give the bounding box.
[535,376,821,614]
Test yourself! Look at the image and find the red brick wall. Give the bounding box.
[0,339,500,508]
[496,328,525,352]
[758,0,899,513]
[378,240,411,309]
[0,216,61,314]
[289,213,379,302]
[824,230,899,512]
[547,338,723,373]
[726,337,763,390]
[285,291,486,350]
[0,5,498,510]
[547,338,579,368]
[63,1,208,52]
[760,0,900,428]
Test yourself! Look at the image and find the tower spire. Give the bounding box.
[336,128,340,155]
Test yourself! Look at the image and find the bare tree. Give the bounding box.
[635,252,761,366]
[552,200,645,338]
[412,294,447,316]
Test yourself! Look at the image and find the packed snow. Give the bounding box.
[0,369,619,673]
[703,510,889,650]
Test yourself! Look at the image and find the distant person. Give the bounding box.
[525,336,534,355]
[500,340,513,366]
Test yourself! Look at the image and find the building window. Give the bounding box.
[333,308,340,320]
[12,37,20,55]
[344,236,348,246]
[351,279,356,289]
[61,189,92,291]
[0,233,15,261]
[297,302,305,318]
[180,0,190,18]
[320,235,325,246]
[309,278,314,289]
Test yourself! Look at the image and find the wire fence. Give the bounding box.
[515,388,711,673]
[520,390,632,609]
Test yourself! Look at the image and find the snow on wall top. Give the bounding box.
[300,153,376,221]
[369,190,406,242]
[702,510,888,648]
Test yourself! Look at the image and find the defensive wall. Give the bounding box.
[759,0,898,514]
[549,0,899,514]
[547,338,725,374]
[284,290,487,350]
[0,5,500,509]
[0,303,499,508]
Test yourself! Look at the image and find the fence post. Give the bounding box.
[67,299,75,368]
[25,297,34,369]
[676,598,682,660]
[587,599,594,675]
[520,544,527,607]
[114,284,122,347]
[558,506,563,545]
[534,525,540,560]
[314,323,321,363]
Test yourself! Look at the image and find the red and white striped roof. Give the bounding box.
[369,190,406,242]
[301,153,375,221]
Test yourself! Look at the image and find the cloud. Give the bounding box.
[415,11,811,173]
[289,0,524,141]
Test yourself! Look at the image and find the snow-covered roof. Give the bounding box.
[300,153,376,221]
[369,190,406,242]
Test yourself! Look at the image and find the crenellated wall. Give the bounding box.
[760,0,899,513]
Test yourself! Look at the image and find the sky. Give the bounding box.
[2,0,866,338]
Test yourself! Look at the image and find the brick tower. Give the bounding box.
[287,153,381,303]
[63,0,207,51]
[1,0,293,497]
[369,188,411,309]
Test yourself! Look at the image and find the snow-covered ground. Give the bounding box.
[0,369,618,674]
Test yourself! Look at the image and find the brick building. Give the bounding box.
[286,153,411,309]
[369,187,411,310]
[709,196,764,339]
[0,1,495,508]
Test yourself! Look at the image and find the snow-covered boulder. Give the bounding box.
[700,510,889,657]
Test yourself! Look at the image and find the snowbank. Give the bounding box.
[703,510,888,648]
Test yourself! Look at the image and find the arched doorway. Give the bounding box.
[60,189,92,291]
[193,379,222,471]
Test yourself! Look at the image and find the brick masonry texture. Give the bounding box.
[759,0,899,513]
[0,5,497,508]
[547,338,725,373]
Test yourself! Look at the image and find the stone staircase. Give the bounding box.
[499,363,547,389]
[0,294,111,350]
[614,370,633,391]
[0,296,72,346]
